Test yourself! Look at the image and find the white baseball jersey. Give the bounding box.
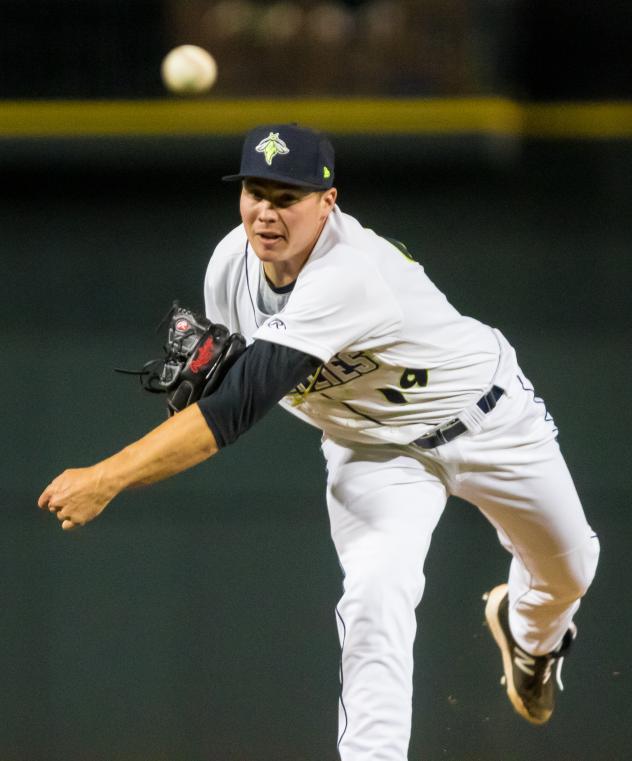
[204,205,507,445]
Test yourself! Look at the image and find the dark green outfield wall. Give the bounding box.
[2,139,631,761]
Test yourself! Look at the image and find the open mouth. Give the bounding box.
[257,232,283,243]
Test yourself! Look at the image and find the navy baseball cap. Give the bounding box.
[222,123,335,190]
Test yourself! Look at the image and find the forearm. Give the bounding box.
[101,403,217,493]
[38,341,320,532]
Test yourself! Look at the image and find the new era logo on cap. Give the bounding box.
[223,123,335,190]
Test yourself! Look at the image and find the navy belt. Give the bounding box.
[412,385,504,450]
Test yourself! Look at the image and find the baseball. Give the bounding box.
[161,45,217,95]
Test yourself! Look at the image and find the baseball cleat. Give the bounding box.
[484,583,576,725]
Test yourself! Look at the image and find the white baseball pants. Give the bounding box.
[322,367,600,761]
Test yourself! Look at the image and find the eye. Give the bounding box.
[277,193,300,207]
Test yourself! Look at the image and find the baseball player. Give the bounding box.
[39,124,600,761]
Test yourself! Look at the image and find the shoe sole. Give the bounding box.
[484,584,551,725]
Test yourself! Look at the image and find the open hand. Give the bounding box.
[37,464,116,531]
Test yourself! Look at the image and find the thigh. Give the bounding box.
[453,384,597,586]
[459,440,593,560]
[322,436,448,584]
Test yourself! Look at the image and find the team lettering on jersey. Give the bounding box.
[290,352,430,408]
[293,351,380,397]
[378,368,429,404]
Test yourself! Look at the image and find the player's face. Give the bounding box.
[240,179,337,284]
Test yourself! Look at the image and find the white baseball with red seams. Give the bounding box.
[204,202,599,760]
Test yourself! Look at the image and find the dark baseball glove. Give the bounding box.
[117,301,246,416]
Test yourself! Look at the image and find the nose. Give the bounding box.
[256,200,278,222]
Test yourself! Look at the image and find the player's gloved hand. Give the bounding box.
[117,301,246,416]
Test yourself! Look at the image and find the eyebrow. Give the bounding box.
[246,184,311,200]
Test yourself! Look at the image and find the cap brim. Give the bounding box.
[221,173,331,190]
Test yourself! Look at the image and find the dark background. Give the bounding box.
[2,1,632,760]
[1,0,632,99]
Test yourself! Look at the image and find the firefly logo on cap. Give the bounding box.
[255,132,290,166]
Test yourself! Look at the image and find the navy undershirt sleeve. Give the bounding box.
[196,340,322,448]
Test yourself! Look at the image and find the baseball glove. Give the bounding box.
[117,301,246,416]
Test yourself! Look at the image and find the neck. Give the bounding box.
[262,260,301,288]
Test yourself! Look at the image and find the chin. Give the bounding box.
[251,246,276,262]
[251,241,286,262]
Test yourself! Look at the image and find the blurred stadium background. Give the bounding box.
[1,0,631,99]
[2,2,631,760]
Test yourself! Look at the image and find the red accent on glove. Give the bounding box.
[190,337,215,373]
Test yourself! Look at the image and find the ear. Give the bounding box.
[320,187,337,217]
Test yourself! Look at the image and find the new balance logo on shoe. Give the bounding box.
[513,646,536,676]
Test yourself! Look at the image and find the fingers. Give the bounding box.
[40,487,63,513]
[38,468,102,531]
[37,478,76,530]
[51,508,79,530]
[37,483,53,509]
[39,473,66,510]
[38,473,67,515]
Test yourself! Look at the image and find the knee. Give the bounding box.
[577,531,600,596]
[340,552,425,620]
[549,532,600,602]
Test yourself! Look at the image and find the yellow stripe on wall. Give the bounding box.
[523,103,632,138]
[1,98,631,139]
